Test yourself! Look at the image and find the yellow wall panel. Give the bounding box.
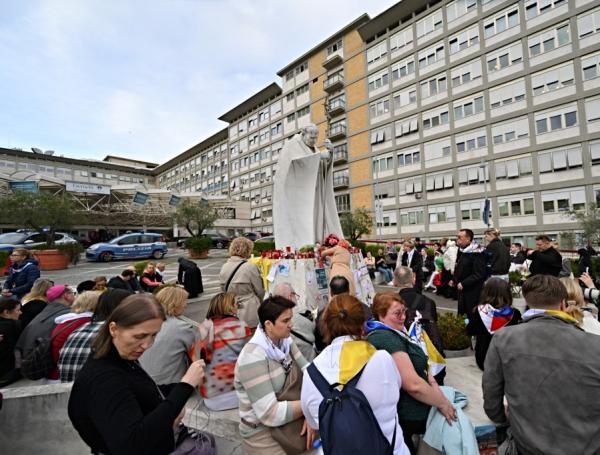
[351,185,373,210]
[309,50,325,79]
[350,158,371,184]
[345,53,366,82]
[348,132,369,159]
[346,78,366,108]
[345,30,364,55]
[347,105,368,133]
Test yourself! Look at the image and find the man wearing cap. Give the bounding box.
[15,285,75,362]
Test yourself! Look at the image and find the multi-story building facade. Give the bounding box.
[4,0,599,245]
[352,0,600,246]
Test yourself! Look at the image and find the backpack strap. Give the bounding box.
[225,260,246,291]
[307,362,368,396]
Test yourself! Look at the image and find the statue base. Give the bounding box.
[250,253,375,312]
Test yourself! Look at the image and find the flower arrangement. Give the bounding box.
[323,233,339,247]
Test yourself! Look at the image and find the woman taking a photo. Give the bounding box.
[68,294,207,455]
[234,296,313,454]
[366,292,456,454]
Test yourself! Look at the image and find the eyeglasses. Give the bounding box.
[391,309,406,318]
[9,253,23,257]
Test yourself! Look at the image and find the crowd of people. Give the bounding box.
[1,230,599,455]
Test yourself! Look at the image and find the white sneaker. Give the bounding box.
[387,281,394,286]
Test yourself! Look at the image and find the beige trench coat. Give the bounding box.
[219,256,265,328]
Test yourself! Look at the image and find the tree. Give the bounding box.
[174,199,217,238]
[340,207,373,242]
[568,202,600,247]
[0,191,85,247]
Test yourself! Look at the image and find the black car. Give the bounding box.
[205,233,230,249]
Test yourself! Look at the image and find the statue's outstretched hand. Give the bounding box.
[320,150,330,161]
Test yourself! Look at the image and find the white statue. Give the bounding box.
[273,124,344,249]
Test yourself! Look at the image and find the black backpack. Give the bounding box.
[21,319,80,380]
[307,363,396,455]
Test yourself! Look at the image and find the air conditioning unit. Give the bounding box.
[415,192,422,199]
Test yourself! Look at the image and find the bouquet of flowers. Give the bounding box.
[323,233,340,247]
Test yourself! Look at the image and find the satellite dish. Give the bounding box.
[44,150,55,155]
[31,147,43,154]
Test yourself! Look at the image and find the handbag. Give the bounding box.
[170,426,216,455]
[270,358,308,455]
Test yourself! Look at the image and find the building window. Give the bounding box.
[327,39,342,55]
[258,110,269,123]
[426,171,454,192]
[429,204,457,223]
[295,61,308,74]
[375,181,395,200]
[528,23,571,57]
[498,195,535,217]
[447,0,478,23]
[295,83,309,96]
[585,96,600,124]
[590,141,600,165]
[373,155,394,173]
[416,9,443,38]
[577,7,600,39]
[370,97,390,118]
[285,92,295,102]
[531,62,575,96]
[492,116,530,144]
[420,73,447,98]
[391,57,415,81]
[397,149,421,167]
[423,106,449,129]
[378,211,398,228]
[371,126,391,145]
[458,165,489,186]
[460,200,485,221]
[390,27,413,52]
[484,6,519,39]
[495,156,533,179]
[393,86,417,110]
[449,25,479,54]
[487,42,523,72]
[285,70,294,81]
[398,177,423,195]
[542,187,586,213]
[368,69,389,92]
[400,208,424,225]
[424,138,452,165]
[335,194,350,212]
[538,147,583,173]
[535,105,578,134]
[453,95,484,120]
[525,0,567,20]
[582,51,600,81]
[451,58,482,88]
[270,123,282,136]
[490,79,526,109]
[297,106,310,117]
[456,129,487,153]
[248,117,258,128]
[418,42,445,69]
[286,113,295,123]
[395,117,419,139]
[367,41,388,65]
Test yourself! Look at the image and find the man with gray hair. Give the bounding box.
[271,282,316,361]
[273,123,344,249]
[393,266,445,383]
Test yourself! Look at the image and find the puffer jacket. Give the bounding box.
[443,241,458,273]
[485,238,511,275]
[219,256,264,328]
[483,314,600,455]
[2,258,40,299]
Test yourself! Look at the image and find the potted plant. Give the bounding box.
[185,236,212,259]
[174,199,218,259]
[0,191,86,270]
[437,312,472,358]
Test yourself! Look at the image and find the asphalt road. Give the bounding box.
[5,248,458,324]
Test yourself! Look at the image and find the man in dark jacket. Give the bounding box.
[483,275,600,454]
[451,229,486,315]
[510,243,526,264]
[107,269,136,292]
[484,228,511,277]
[2,249,40,301]
[177,257,203,298]
[399,240,424,293]
[527,235,562,277]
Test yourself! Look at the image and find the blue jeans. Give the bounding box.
[377,267,393,282]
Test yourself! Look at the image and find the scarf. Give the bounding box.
[364,320,421,346]
[478,304,515,334]
[459,242,482,254]
[249,324,292,370]
[522,309,578,324]
[313,336,376,386]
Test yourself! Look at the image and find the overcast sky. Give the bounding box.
[0,0,396,164]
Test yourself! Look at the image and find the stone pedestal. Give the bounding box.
[250,253,375,311]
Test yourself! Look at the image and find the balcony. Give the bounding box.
[327,98,346,117]
[328,124,347,141]
[333,176,349,188]
[323,53,343,70]
[332,145,348,164]
[324,73,344,93]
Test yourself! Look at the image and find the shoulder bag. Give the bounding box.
[225,260,246,291]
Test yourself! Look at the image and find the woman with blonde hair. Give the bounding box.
[20,278,54,329]
[321,238,356,296]
[139,286,200,384]
[219,237,265,328]
[50,291,102,381]
[195,292,252,410]
[560,277,600,335]
[483,228,511,280]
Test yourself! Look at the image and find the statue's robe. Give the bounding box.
[273,134,343,249]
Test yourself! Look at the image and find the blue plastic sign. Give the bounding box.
[9,181,38,193]
[133,192,149,205]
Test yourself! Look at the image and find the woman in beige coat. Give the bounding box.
[219,237,265,329]
[321,239,356,296]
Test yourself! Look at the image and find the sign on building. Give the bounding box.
[9,181,38,193]
[133,192,149,205]
[65,181,111,195]
[169,195,181,206]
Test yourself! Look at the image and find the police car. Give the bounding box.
[86,232,168,262]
